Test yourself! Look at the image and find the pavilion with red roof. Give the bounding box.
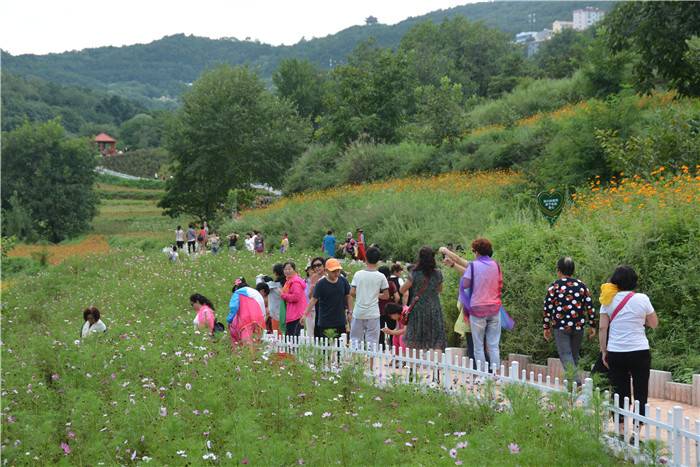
[95,133,117,156]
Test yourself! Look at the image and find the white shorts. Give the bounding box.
[350,317,380,350]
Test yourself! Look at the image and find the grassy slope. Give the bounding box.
[5,181,175,271]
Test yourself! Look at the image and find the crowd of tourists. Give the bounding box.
[190,231,655,424]
[113,224,663,432]
[169,227,375,260]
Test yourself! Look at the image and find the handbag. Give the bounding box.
[460,260,513,330]
[399,274,431,325]
[591,292,635,374]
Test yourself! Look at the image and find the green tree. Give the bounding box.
[580,28,633,98]
[318,41,412,144]
[95,94,145,124]
[399,17,524,98]
[1,120,98,242]
[414,76,466,145]
[535,29,592,79]
[159,65,310,220]
[119,112,168,149]
[272,59,325,122]
[605,1,700,96]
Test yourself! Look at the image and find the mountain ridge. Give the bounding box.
[1,1,615,107]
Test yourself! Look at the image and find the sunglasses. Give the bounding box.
[312,263,324,268]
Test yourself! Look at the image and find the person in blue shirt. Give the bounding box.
[322,230,336,257]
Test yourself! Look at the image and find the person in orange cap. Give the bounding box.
[304,258,352,339]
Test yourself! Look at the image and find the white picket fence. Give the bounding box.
[264,332,700,467]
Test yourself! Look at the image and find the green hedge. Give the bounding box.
[99,148,170,179]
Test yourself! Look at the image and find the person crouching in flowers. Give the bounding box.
[227,277,266,347]
[190,293,216,336]
[81,306,107,338]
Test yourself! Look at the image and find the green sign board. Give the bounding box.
[537,191,564,225]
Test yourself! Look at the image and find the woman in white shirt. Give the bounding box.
[244,233,255,254]
[598,265,658,432]
[175,225,185,250]
[81,306,107,338]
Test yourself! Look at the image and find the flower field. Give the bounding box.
[6,234,110,266]
[0,250,628,465]
[248,170,521,217]
[571,166,700,214]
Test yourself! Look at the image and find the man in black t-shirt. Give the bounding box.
[304,258,351,339]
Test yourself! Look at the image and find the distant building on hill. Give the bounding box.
[551,6,605,34]
[552,20,574,33]
[95,133,117,156]
[573,7,605,31]
[515,30,552,57]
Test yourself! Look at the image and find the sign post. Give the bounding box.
[537,191,564,226]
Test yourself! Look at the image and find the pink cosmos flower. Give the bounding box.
[51,374,60,381]
[60,442,71,455]
[159,407,167,417]
[449,448,458,459]
[456,441,468,449]
[455,461,463,466]
[508,443,520,454]
[241,458,249,464]
[67,431,76,439]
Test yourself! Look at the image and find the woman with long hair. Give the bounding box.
[227,277,266,346]
[190,293,216,336]
[399,246,447,353]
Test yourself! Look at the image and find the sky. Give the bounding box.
[1,0,474,56]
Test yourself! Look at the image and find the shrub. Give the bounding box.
[337,141,435,185]
[96,174,165,189]
[283,142,435,193]
[283,143,343,193]
[99,148,170,178]
[466,72,589,128]
[1,256,41,278]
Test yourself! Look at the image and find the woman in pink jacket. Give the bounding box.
[190,293,216,336]
[281,261,307,336]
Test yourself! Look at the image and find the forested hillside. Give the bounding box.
[1,1,614,106]
[1,72,147,134]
